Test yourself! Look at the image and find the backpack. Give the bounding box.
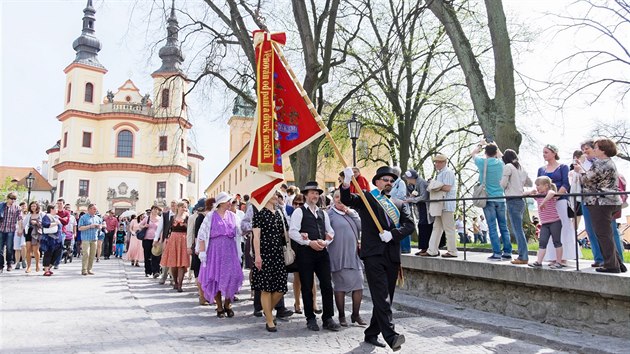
[614,175,627,219]
[619,175,627,206]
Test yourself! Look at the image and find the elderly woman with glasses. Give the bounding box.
[537,144,580,266]
[575,138,627,273]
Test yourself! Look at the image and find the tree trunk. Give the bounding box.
[427,0,521,152]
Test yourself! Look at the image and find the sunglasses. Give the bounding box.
[8,197,17,200]
[294,202,304,206]
[380,177,395,183]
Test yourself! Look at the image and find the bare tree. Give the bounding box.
[336,0,482,172]
[553,0,630,106]
[591,120,630,161]
[168,1,366,187]
[427,0,521,153]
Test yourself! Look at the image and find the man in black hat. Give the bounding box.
[340,166,414,351]
[289,181,341,332]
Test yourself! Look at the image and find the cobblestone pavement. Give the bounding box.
[1,257,570,353]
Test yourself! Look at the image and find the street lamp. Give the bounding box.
[25,172,35,204]
[346,113,363,166]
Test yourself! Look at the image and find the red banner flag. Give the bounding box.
[247,30,327,207]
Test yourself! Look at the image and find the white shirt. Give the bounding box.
[289,204,335,246]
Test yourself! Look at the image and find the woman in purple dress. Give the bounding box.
[197,192,244,318]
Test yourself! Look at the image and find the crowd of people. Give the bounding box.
[405,137,627,273]
[0,137,627,350]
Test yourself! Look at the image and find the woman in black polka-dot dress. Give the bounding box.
[251,193,288,332]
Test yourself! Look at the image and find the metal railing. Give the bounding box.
[421,190,629,271]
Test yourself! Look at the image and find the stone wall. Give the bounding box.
[400,255,630,338]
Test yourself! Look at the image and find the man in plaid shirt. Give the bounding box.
[0,192,22,273]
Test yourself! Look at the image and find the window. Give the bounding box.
[59,180,64,198]
[159,136,167,151]
[161,89,169,108]
[67,83,71,103]
[116,130,133,157]
[63,132,68,148]
[79,180,89,197]
[187,165,193,182]
[179,183,183,199]
[325,182,336,190]
[180,139,184,153]
[84,83,93,102]
[82,132,92,148]
[181,92,186,109]
[156,182,166,198]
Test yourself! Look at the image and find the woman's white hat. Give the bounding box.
[214,192,233,206]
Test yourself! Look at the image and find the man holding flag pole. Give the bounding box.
[246,29,410,349]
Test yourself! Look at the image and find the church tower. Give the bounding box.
[63,0,106,114]
[152,1,188,120]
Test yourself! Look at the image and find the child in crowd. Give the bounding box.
[529,176,564,269]
[115,223,125,258]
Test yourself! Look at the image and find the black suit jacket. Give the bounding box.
[340,186,414,263]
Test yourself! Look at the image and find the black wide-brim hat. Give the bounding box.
[301,181,324,195]
[372,166,399,184]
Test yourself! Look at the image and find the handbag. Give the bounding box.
[278,211,295,266]
[473,159,488,208]
[136,227,147,240]
[42,215,59,235]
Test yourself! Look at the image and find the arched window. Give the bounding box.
[116,130,133,157]
[84,83,94,102]
[67,83,72,103]
[161,89,170,108]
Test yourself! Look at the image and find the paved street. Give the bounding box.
[1,257,570,353]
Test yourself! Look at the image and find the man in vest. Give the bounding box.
[289,181,340,332]
[340,166,414,352]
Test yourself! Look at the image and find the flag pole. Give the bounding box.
[272,42,384,234]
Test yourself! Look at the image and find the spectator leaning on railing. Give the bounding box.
[470,141,512,261]
[575,138,627,273]
[500,149,533,265]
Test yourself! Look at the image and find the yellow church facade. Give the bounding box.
[45,1,203,214]
[204,113,386,199]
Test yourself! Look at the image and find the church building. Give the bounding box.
[45,0,203,214]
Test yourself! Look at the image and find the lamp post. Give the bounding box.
[25,172,35,204]
[346,113,363,166]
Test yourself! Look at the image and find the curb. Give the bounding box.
[379,291,629,354]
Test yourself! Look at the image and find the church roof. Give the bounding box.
[153,1,184,75]
[71,0,105,69]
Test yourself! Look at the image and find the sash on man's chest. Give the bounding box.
[370,189,400,228]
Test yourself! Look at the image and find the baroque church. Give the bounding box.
[44,0,203,214]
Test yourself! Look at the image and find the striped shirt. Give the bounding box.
[535,197,560,225]
[0,203,22,233]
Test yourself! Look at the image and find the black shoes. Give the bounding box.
[364,336,386,348]
[306,319,320,331]
[322,318,341,331]
[390,334,406,352]
[276,308,294,318]
[253,310,263,317]
[265,323,277,332]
